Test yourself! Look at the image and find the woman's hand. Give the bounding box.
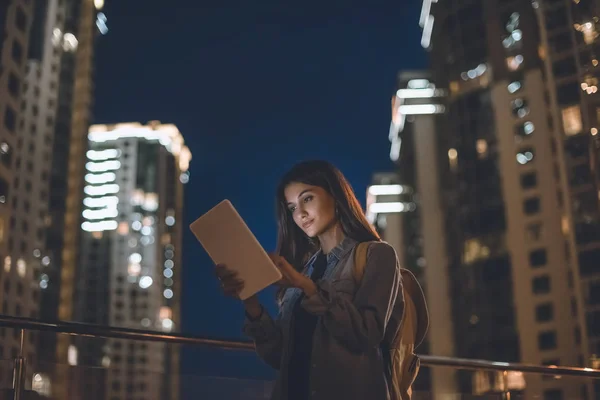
[214,263,262,318]
[269,254,317,297]
[214,263,244,298]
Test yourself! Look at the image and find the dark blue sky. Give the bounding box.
[93,0,426,382]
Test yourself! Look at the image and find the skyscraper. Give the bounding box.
[74,121,190,400]
[11,0,108,398]
[387,0,600,398]
[0,0,34,389]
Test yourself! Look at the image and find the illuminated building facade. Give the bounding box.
[395,0,599,398]
[73,122,190,400]
[10,0,110,398]
[374,72,457,398]
[0,0,34,388]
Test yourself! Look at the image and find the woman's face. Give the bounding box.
[284,182,337,238]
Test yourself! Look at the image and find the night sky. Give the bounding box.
[92,0,427,385]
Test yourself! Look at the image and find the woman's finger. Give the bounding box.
[223,281,245,297]
[222,279,244,290]
[215,264,237,280]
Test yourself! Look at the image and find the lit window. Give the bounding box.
[576,21,597,45]
[32,373,51,397]
[62,33,78,52]
[159,306,172,320]
[143,193,159,212]
[516,148,534,165]
[4,256,10,273]
[507,81,522,94]
[117,221,129,235]
[562,105,582,136]
[68,345,78,366]
[179,172,189,184]
[476,139,488,158]
[505,12,520,32]
[161,318,173,332]
[17,258,26,278]
[506,55,524,71]
[515,121,535,137]
[511,99,529,118]
[448,148,458,170]
[463,239,491,264]
[51,28,62,47]
[139,276,153,289]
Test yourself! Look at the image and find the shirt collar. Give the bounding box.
[327,236,357,262]
[304,236,358,267]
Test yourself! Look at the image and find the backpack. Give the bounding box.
[352,242,429,400]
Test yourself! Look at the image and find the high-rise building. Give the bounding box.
[384,0,600,398]
[0,0,34,388]
[8,0,109,398]
[371,72,458,398]
[72,121,190,400]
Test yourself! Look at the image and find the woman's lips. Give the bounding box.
[302,220,314,230]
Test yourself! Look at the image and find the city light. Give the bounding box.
[85,172,116,184]
[81,220,118,232]
[368,184,408,196]
[368,202,416,213]
[86,148,119,161]
[398,104,446,115]
[83,195,119,208]
[85,160,121,172]
[89,122,192,171]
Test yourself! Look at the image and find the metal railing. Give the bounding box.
[0,314,599,399]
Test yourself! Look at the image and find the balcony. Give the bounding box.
[0,315,598,400]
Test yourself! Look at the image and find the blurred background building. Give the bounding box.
[0,1,192,399]
[370,0,600,398]
[0,0,35,389]
[72,121,190,400]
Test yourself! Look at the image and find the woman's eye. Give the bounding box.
[303,195,313,203]
[288,206,296,213]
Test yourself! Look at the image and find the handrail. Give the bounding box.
[0,314,599,379]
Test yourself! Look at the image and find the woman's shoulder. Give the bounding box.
[364,240,397,257]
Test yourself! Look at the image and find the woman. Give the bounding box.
[215,160,403,400]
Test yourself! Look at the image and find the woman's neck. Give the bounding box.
[318,223,345,254]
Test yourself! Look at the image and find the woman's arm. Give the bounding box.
[300,242,402,352]
[242,297,285,370]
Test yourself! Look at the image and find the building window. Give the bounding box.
[524,197,540,215]
[526,222,543,241]
[8,73,19,98]
[562,105,582,136]
[538,331,557,350]
[536,303,553,322]
[15,7,27,31]
[11,40,23,65]
[4,107,16,133]
[511,98,530,118]
[530,249,548,267]
[532,275,550,294]
[520,172,537,189]
[516,147,534,165]
[590,282,600,305]
[515,121,535,137]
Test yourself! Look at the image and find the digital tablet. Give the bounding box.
[189,199,282,300]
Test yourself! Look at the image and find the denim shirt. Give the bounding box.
[243,237,403,400]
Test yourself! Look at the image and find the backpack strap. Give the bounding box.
[352,241,371,284]
[352,242,429,349]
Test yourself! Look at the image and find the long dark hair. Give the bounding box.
[275,160,380,277]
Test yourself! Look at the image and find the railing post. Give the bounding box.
[502,370,511,400]
[12,328,26,400]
